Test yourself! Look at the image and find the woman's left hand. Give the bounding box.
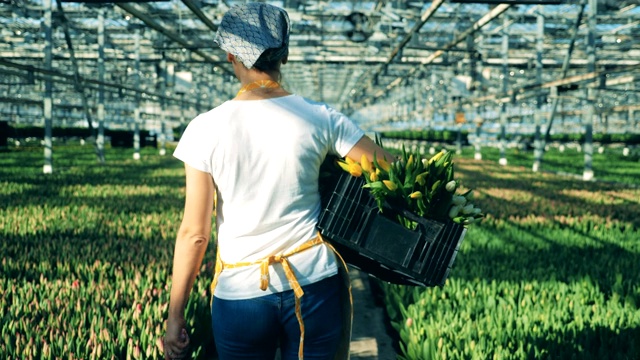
[164,316,190,359]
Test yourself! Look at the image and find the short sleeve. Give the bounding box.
[173,116,212,173]
[328,108,365,157]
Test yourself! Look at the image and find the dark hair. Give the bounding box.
[253,46,288,74]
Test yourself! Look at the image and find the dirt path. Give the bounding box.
[349,268,398,360]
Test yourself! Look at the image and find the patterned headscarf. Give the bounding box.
[214,3,290,69]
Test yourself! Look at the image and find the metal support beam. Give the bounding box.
[43,0,53,174]
[55,0,99,159]
[0,58,201,107]
[349,0,444,108]
[532,11,545,172]
[373,4,511,100]
[97,8,106,164]
[134,28,141,161]
[181,0,218,32]
[117,3,234,78]
[583,0,597,181]
[543,0,586,143]
[158,57,167,156]
[499,14,510,167]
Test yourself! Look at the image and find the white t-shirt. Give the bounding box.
[173,94,365,300]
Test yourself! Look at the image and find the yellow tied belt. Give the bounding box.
[210,233,348,360]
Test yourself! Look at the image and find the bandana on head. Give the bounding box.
[214,3,290,69]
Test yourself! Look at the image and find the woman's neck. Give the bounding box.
[234,70,289,100]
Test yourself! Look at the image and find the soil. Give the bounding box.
[348,268,398,360]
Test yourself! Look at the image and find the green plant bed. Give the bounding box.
[378,156,640,360]
[1,144,217,359]
[457,145,640,186]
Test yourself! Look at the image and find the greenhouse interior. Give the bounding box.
[1,0,639,359]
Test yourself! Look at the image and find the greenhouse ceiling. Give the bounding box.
[1,0,639,132]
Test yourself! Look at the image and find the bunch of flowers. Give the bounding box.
[337,146,484,226]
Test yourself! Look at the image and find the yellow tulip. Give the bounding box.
[409,191,423,199]
[369,171,378,181]
[377,158,391,172]
[415,171,428,186]
[429,150,445,164]
[383,180,397,191]
[349,163,362,177]
[360,154,372,172]
[406,154,414,170]
[337,161,350,172]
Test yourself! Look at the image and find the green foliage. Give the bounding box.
[377,151,640,359]
[380,129,469,144]
[460,145,640,185]
[381,129,640,146]
[3,141,639,359]
[0,143,216,359]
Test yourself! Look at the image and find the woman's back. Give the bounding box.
[174,94,364,299]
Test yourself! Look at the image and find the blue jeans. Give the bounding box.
[211,274,343,360]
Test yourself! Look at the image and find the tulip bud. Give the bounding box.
[360,154,372,172]
[377,158,391,172]
[337,161,350,173]
[409,191,423,199]
[448,205,462,219]
[445,180,457,192]
[348,163,362,177]
[369,171,378,182]
[462,204,475,215]
[451,195,466,206]
[383,180,397,191]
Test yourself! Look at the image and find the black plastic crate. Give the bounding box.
[318,170,466,287]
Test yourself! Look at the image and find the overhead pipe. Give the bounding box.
[373,3,511,99]
[0,58,201,107]
[181,0,218,32]
[543,1,586,146]
[116,3,234,78]
[349,0,445,107]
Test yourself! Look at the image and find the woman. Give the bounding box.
[163,3,393,359]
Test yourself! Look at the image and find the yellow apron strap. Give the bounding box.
[319,235,354,360]
[210,235,325,359]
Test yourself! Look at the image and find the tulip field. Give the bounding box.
[2,140,639,359]
[1,144,216,359]
[379,145,640,359]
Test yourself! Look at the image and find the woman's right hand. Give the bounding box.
[164,316,190,360]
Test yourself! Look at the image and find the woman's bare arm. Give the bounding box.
[345,135,395,163]
[165,164,215,359]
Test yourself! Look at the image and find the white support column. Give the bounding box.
[159,57,167,156]
[133,114,141,160]
[474,121,482,160]
[158,121,167,156]
[133,27,141,161]
[532,13,545,172]
[43,0,53,174]
[583,0,597,181]
[499,14,509,166]
[96,8,106,163]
